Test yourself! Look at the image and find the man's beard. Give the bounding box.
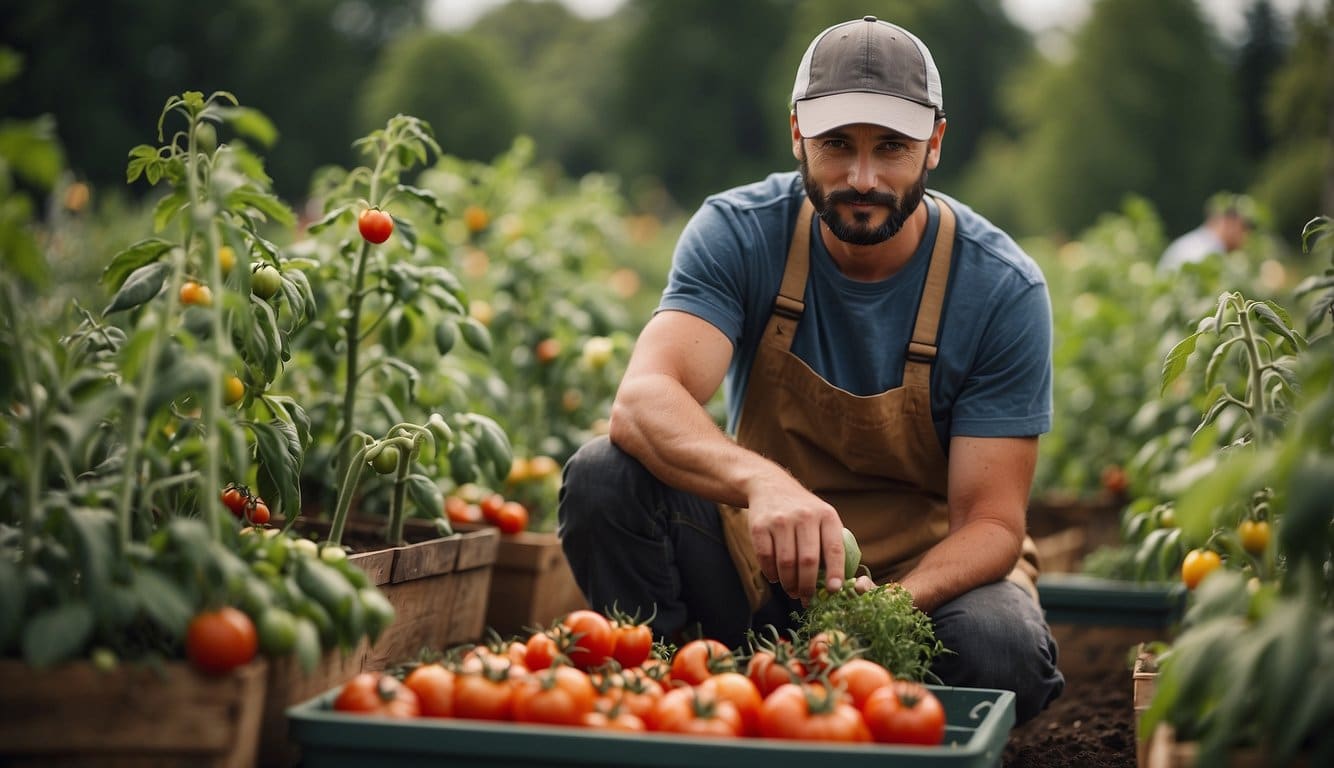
[799,148,929,246]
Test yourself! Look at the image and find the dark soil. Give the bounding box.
[1003,663,1136,767]
[1002,623,1145,767]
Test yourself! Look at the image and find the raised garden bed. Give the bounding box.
[0,657,267,767]
[455,523,587,637]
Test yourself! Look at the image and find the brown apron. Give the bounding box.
[720,196,1040,612]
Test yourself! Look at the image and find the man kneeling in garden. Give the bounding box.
[558,15,1064,724]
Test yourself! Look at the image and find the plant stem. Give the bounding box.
[334,139,391,508]
[2,284,41,564]
[190,113,226,542]
[1237,305,1267,445]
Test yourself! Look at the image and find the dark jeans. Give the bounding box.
[557,436,1065,724]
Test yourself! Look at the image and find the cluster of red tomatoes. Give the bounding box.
[220,483,270,525]
[444,491,529,535]
[332,608,946,746]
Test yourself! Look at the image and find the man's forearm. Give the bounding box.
[898,518,1023,613]
[608,373,794,509]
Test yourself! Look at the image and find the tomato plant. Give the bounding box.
[185,606,258,675]
[862,680,946,745]
[358,208,394,244]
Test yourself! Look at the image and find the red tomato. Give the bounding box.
[479,492,506,524]
[806,629,851,676]
[333,672,421,718]
[583,707,647,732]
[650,686,742,737]
[495,501,529,535]
[185,606,257,675]
[670,638,735,686]
[828,658,894,709]
[246,498,270,525]
[758,682,871,743]
[452,669,515,721]
[862,680,947,745]
[611,621,653,669]
[524,631,560,671]
[698,671,763,736]
[746,647,807,697]
[445,496,482,525]
[358,208,394,244]
[561,609,614,671]
[512,665,596,726]
[611,671,664,721]
[220,486,247,517]
[403,664,455,718]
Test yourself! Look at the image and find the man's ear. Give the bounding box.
[791,112,803,161]
[925,119,947,170]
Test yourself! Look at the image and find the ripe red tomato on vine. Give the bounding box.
[185,606,258,676]
[358,208,394,244]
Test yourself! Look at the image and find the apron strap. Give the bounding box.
[762,197,814,353]
[904,196,956,388]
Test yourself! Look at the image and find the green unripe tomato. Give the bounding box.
[370,444,400,475]
[251,264,282,300]
[841,526,862,581]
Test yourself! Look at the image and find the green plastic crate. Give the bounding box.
[1037,573,1187,628]
[287,684,1015,768]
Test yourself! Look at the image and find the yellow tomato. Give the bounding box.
[1181,549,1222,590]
[1237,520,1271,556]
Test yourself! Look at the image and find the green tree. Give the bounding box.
[0,0,419,200]
[612,0,796,208]
[1234,0,1288,166]
[357,31,521,164]
[470,0,632,177]
[962,0,1240,238]
[1252,5,1333,245]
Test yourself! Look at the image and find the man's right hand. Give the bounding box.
[746,481,847,600]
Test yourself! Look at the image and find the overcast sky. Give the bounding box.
[426,0,1322,42]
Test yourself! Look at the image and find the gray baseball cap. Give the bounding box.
[791,16,943,141]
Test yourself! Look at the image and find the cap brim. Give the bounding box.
[795,92,935,141]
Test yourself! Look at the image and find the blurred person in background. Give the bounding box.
[1159,192,1257,271]
[559,15,1063,723]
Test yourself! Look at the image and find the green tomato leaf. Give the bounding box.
[22,601,95,667]
[132,566,196,637]
[1160,331,1201,396]
[250,418,303,520]
[102,261,170,315]
[100,238,174,291]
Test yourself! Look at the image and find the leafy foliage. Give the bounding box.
[797,584,943,682]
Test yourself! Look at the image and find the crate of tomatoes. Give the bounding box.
[286,606,1015,767]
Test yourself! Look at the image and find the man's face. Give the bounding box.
[796,123,934,246]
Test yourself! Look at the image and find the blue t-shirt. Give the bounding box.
[658,171,1052,452]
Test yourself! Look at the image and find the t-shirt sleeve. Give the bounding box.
[656,203,748,346]
[948,280,1053,438]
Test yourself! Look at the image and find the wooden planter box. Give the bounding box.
[1133,644,1159,767]
[0,657,267,767]
[1037,574,1184,683]
[457,523,588,638]
[1144,724,1311,768]
[259,519,500,767]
